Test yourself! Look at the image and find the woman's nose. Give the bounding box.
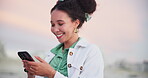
[52,26,60,32]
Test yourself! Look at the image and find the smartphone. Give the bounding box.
[18,51,34,61]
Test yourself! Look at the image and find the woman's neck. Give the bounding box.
[63,34,79,49]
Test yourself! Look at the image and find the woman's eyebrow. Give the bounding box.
[50,20,64,23]
[57,20,64,22]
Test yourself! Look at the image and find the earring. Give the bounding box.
[74,28,78,33]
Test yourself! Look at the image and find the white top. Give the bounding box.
[35,38,104,78]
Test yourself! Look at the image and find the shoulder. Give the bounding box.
[77,38,101,51]
[87,43,100,51]
[86,43,102,58]
[76,38,102,55]
[82,39,104,66]
[76,38,104,68]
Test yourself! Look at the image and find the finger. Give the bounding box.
[27,66,37,75]
[22,60,27,62]
[28,71,35,75]
[34,56,45,63]
[25,67,30,72]
[23,62,26,67]
[26,61,37,66]
[26,66,33,72]
[22,60,28,64]
[24,61,35,71]
[29,65,37,71]
[22,60,27,67]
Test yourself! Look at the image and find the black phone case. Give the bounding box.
[18,51,34,61]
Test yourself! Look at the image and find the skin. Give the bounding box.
[23,9,80,78]
[23,56,55,78]
[51,9,80,49]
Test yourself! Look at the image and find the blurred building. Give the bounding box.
[143,60,148,72]
[0,41,6,58]
[115,59,148,73]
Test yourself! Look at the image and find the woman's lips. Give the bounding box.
[56,34,64,39]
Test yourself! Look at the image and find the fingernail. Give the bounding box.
[22,60,25,62]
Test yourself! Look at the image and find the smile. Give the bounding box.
[56,34,64,39]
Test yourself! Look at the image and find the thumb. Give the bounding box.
[35,56,46,63]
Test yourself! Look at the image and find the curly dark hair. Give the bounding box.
[51,0,97,29]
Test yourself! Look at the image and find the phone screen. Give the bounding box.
[18,51,34,61]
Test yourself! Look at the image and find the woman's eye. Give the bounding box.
[51,24,55,27]
[59,23,64,26]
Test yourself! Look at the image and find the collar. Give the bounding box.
[74,38,88,48]
[50,37,81,54]
[50,37,88,54]
[50,43,63,55]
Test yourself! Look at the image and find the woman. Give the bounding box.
[23,0,104,78]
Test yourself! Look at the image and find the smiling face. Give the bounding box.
[50,9,79,44]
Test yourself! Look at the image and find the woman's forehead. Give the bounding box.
[51,10,72,22]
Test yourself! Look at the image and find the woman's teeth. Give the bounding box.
[57,34,63,37]
[56,32,65,39]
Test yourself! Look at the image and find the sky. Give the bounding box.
[0,0,148,65]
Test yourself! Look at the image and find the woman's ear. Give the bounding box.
[74,19,80,28]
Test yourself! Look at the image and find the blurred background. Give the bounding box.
[0,0,148,78]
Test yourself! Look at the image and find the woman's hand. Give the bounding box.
[23,56,56,78]
[23,60,35,78]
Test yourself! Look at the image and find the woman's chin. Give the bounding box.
[58,39,65,43]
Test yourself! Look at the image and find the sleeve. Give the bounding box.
[79,45,104,78]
